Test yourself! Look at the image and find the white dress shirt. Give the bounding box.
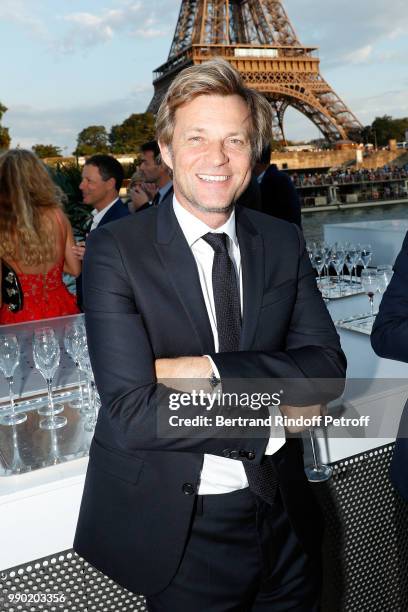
[173,197,285,495]
[90,198,119,231]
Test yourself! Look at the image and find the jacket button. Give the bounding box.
[222,448,231,458]
[182,483,195,495]
[246,451,256,460]
[230,450,239,459]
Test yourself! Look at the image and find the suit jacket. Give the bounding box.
[76,198,130,310]
[371,231,408,499]
[259,164,302,227]
[74,203,346,595]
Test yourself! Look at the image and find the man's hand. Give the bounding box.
[155,356,213,393]
[142,182,158,201]
[129,185,150,210]
[72,241,86,261]
[279,404,325,433]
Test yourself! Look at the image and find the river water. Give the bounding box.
[302,201,408,244]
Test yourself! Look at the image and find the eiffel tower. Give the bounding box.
[147,0,362,143]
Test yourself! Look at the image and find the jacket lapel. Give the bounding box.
[154,203,215,354]
[236,207,264,350]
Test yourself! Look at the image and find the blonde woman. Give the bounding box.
[0,149,80,323]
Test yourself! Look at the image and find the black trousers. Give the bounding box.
[146,487,321,612]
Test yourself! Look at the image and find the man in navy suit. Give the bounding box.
[254,145,302,228]
[74,60,345,610]
[371,234,408,500]
[73,154,130,309]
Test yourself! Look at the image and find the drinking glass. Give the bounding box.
[345,244,359,287]
[330,245,346,294]
[0,334,27,426]
[376,265,393,295]
[312,248,325,285]
[64,322,87,409]
[360,244,373,269]
[33,328,66,430]
[77,343,98,431]
[305,428,333,482]
[361,269,378,319]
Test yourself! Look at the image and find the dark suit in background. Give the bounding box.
[371,232,408,500]
[74,202,346,598]
[259,163,302,227]
[76,198,130,310]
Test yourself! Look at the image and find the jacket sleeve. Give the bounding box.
[371,232,408,363]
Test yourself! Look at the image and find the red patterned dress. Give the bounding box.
[0,261,79,324]
[0,211,80,324]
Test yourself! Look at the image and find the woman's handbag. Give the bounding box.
[1,260,24,313]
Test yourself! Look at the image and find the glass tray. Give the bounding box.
[334,312,377,335]
[317,276,365,300]
[0,390,94,476]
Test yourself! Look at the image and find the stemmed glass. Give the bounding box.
[344,244,359,287]
[77,340,99,431]
[361,269,378,320]
[360,244,373,270]
[376,265,393,296]
[64,321,87,410]
[330,245,346,295]
[305,428,333,482]
[312,247,325,285]
[33,327,67,430]
[0,334,27,426]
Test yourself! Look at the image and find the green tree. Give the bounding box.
[367,115,408,146]
[109,112,156,154]
[74,125,110,156]
[0,102,11,151]
[32,144,62,158]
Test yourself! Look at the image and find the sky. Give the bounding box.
[1,0,407,154]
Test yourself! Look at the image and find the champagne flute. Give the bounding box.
[360,244,373,270]
[361,269,378,320]
[312,248,325,286]
[376,265,393,296]
[0,334,27,426]
[64,322,87,409]
[33,328,66,430]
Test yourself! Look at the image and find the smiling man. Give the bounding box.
[74,59,346,611]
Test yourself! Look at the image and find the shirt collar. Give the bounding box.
[92,197,119,224]
[173,195,238,249]
[158,180,172,201]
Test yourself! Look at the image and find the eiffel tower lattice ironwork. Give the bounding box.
[147,0,362,143]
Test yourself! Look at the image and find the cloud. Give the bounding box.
[0,0,47,36]
[285,0,408,67]
[56,0,177,53]
[344,45,373,65]
[6,85,154,154]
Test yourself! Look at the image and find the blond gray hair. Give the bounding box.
[156,58,272,161]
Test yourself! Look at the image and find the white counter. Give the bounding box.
[1,290,407,571]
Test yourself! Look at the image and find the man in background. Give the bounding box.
[73,154,130,309]
[254,144,302,227]
[129,140,173,210]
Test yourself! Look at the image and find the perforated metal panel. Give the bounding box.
[0,552,146,611]
[1,443,407,611]
[314,443,408,612]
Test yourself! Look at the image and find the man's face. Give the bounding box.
[79,164,114,210]
[160,94,252,219]
[139,150,161,182]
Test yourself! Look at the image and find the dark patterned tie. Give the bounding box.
[202,232,279,505]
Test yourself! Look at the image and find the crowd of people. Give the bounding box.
[292,165,408,187]
[0,136,303,323]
